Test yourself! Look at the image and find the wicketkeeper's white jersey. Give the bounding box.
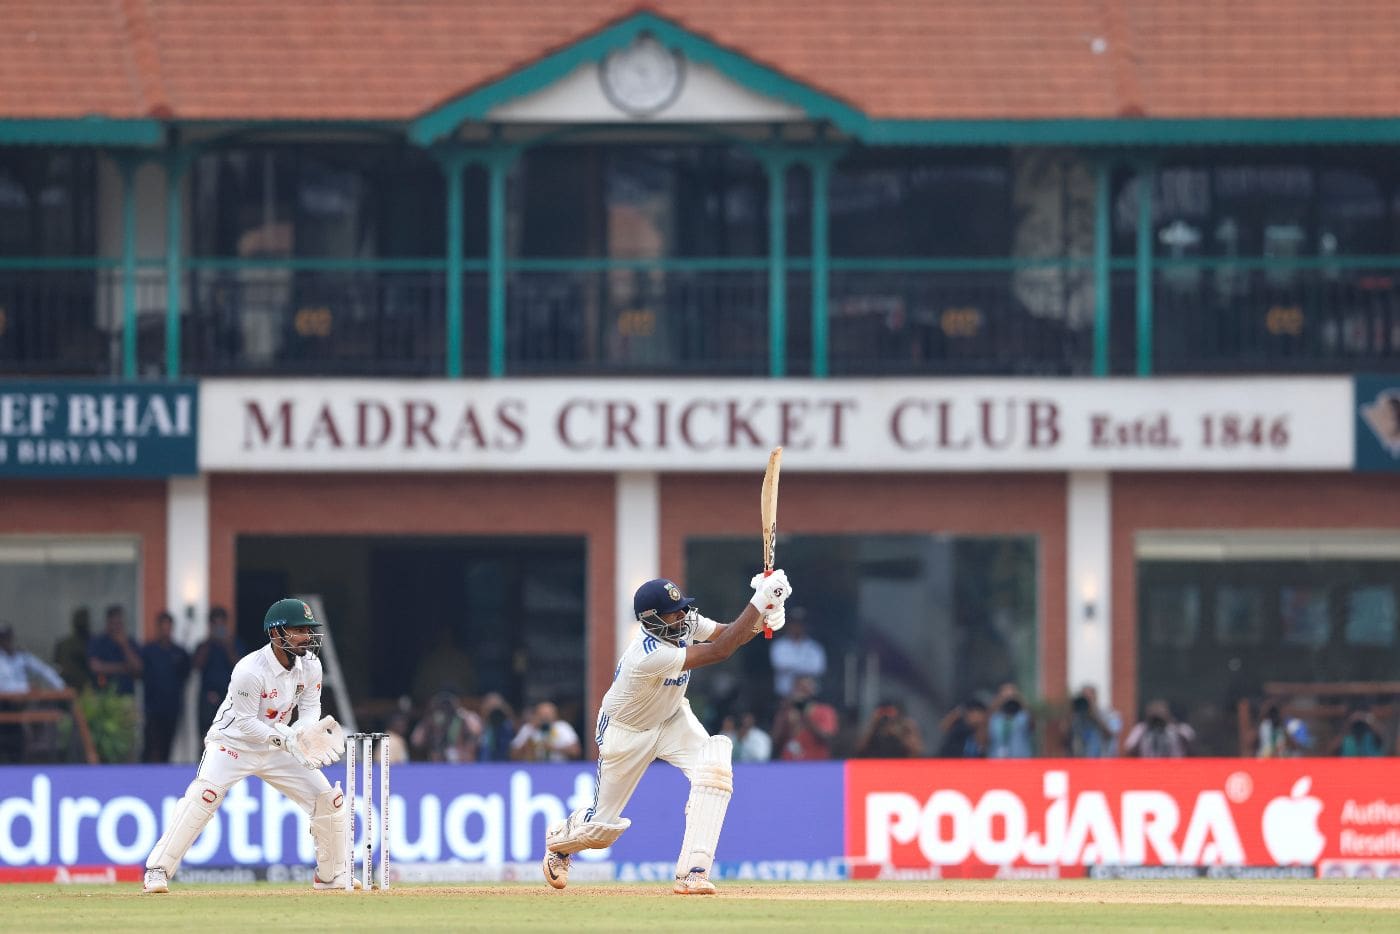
[205,644,324,752]
[598,614,718,732]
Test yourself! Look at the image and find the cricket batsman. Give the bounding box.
[542,569,790,895]
[143,598,349,893]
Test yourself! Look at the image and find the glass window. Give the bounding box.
[512,144,768,259]
[191,144,463,258]
[0,149,97,256]
[0,537,140,668]
[685,533,1038,756]
[1346,585,1397,647]
[1138,539,1400,755]
[831,149,1012,257]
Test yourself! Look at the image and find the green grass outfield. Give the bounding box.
[5,879,1400,933]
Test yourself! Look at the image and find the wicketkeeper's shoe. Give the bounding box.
[673,869,717,895]
[543,851,571,889]
[142,868,169,894]
[313,872,363,891]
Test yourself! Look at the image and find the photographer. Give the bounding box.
[1334,705,1384,757]
[771,676,838,760]
[855,699,923,758]
[988,682,1034,758]
[1065,684,1120,758]
[1123,699,1195,758]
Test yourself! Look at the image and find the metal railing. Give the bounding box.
[4,256,1400,378]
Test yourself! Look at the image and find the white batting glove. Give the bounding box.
[749,568,791,611]
[762,605,787,633]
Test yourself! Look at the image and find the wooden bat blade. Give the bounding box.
[760,446,782,638]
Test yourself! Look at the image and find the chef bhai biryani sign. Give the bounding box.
[0,382,197,477]
[198,377,1352,472]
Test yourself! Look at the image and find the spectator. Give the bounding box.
[87,604,142,695]
[511,701,582,762]
[937,699,988,758]
[988,683,1035,758]
[411,691,483,763]
[0,622,66,763]
[478,692,516,762]
[193,606,244,733]
[855,700,924,758]
[1065,684,1121,757]
[769,607,827,699]
[1336,706,1384,757]
[1123,699,1195,758]
[382,712,412,765]
[1256,702,1287,758]
[140,611,191,763]
[771,676,839,760]
[1281,717,1312,757]
[52,608,93,691]
[723,711,773,762]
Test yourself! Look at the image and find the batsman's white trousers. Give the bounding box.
[196,741,333,812]
[587,700,709,823]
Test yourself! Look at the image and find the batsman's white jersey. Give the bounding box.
[599,614,718,731]
[206,644,324,753]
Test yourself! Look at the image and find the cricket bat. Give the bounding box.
[760,446,782,638]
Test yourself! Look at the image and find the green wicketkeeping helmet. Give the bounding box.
[263,598,321,632]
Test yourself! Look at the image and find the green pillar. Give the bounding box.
[118,157,139,380]
[165,152,187,379]
[438,150,466,378]
[764,154,789,378]
[487,153,508,378]
[1135,163,1155,376]
[1093,160,1111,377]
[808,155,833,378]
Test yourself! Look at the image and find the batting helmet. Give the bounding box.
[633,578,696,644]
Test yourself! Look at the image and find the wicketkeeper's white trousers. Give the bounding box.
[586,700,709,823]
[197,741,333,812]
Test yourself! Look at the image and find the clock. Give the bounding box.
[599,36,685,117]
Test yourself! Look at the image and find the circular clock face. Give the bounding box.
[600,37,685,117]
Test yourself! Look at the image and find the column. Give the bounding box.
[166,474,209,763]
[1067,470,1112,700]
[614,472,660,659]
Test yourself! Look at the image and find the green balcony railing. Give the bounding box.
[4,255,1400,379]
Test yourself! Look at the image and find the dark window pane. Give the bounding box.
[0,149,96,256]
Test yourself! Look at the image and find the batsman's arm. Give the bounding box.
[681,605,764,672]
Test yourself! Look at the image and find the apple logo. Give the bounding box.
[1261,777,1326,865]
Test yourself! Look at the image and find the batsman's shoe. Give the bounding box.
[142,868,169,894]
[543,851,571,889]
[673,869,717,895]
[313,872,362,891]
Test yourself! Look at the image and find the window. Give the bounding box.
[0,537,140,664]
[685,533,1039,756]
[0,149,96,256]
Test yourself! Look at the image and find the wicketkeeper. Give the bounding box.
[143,598,349,893]
[542,570,790,895]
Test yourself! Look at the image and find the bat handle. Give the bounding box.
[762,568,774,639]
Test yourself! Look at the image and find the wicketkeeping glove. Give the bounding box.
[271,722,318,769]
[749,568,792,611]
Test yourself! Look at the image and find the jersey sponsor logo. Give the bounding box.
[641,636,659,654]
[663,672,689,687]
[216,746,238,760]
[265,708,279,720]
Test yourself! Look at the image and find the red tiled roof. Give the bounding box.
[1,1,1397,123]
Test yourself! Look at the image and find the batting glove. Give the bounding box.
[749,568,791,611]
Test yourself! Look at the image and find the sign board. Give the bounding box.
[0,381,198,477]
[199,378,1351,472]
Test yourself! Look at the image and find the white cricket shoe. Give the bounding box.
[313,872,362,891]
[673,869,717,895]
[142,868,169,894]
[543,851,571,889]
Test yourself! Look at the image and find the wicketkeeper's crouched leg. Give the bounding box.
[674,734,733,889]
[146,778,228,877]
[309,783,349,888]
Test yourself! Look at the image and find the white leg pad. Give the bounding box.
[546,807,631,856]
[675,735,733,879]
[146,779,227,876]
[310,783,348,883]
